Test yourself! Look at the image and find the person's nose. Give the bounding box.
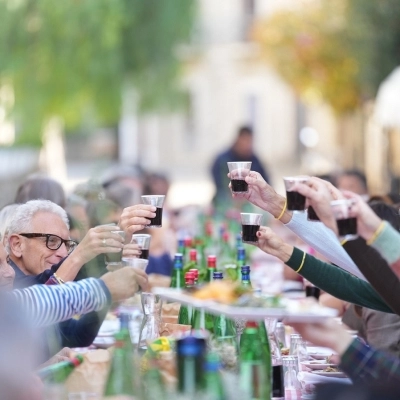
[55,243,69,258]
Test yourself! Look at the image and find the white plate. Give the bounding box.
[97,320,120,337]
[312,370,347,378]
[307,346,336,360]
[301,360,338,370]
[92,336,115,349]
[152,288,338,323]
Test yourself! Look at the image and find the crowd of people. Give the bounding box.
[1,129,400,399]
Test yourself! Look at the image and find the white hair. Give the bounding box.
[6,200,69,251]
[0,204,20,242]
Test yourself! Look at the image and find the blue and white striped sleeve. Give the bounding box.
[10,278,110,328]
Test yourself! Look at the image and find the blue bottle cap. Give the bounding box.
[118,313,130,329]
[241,265,250,274]
[213,271,223,280]
[237,247,246,259]
[177,336,206,357]
[174,253,183,267]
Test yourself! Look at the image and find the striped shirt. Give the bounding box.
[9,278,110,328]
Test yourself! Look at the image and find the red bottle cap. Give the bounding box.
[222,231,230,242]
[207,255,216,268]
[189,269,199,279]
[245,321,258,328]
[189,249,197,261]
[184,237,193,247]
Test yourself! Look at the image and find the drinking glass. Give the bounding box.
[227,161,252,193]
[283,176,309,212]
[240,213,263,243]
[282,356,302,399]
[138,292,163,349]
[131,233,151,259]
[331,199,358,241]
[289,334,308,371]
[141,195,165,227]
[122,257,149,271]
[104,230,125,269]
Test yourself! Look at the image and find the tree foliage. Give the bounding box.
[0,0,195,145]
[252,0,400,115]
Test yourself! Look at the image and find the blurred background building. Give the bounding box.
[0,0,399,208]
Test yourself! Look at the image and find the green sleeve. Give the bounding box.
[286,247,393,313]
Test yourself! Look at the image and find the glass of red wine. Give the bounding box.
[131,234,151,260]
[227,161,252,193]
[331,199,358,241]
[283,176,310,212]
[141,195,165,227]
[240,212,263,243]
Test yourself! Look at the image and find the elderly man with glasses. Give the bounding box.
[5,199,153,360]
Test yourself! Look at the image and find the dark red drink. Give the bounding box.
[307,206,320,221]
[149,207,163,227]
[231,179,248,192]
[272,364,285,398]
[286,191,306,211]
[242,224,260,243]
[337,217,357,237]
[139,249,149,260]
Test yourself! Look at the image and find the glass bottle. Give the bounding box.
[236,247,246,281]
[38,354,84,383]
[177,335,207,395]
[104,332,137,398]
[239,321,269,399]
[206,255,217,282]
[170,253,184,289]
[142,366,166,400]
[138,293,162,350]
[204,353,226,400]
[219,231,237,280]
[241,266,252,289]
[178,273,196,326]
[191,306,214,334]
[189,268,199,285]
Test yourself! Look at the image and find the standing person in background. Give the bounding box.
[211,126,270,207]
[336,169,369,200]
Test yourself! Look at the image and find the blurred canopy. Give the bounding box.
[253,0,400,115]
[0,0,196,145]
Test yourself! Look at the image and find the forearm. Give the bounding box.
[285,212,366,280]
[55,250,87,282]
[286,248,393,313]
[10,278,111,328]
[370,222,400,265]
[340,338,400,383]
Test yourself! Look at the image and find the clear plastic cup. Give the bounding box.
[227,161,252,193]
[141,195,165,227]
[240,212,263,243]
[283,176,310,212]
[331,199,358,241]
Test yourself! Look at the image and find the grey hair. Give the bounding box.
[6,200,69,251]
[0,204,20,243]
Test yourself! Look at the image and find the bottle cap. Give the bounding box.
[71,354,84,367]
[205,353,221,372]
[237,247,246,259]
[222,231,230,242]
[189,249,197,261]
[241,265,250,274]
[184,237,193,247]
[189,269,199,279]
[177,336,206,357]
[178,239,184,247]
[245,321,258,328]
[213,271,223,280]
[207,255,217,268]
[118,313,130,329]
[185,271,195,278]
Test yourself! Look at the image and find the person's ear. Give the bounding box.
[8,234,23,258]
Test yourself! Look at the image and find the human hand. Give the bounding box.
[38,347,71,369]
[289,319,353,357]
[122,242,142,259]
[252,226,294,263]
[342,191,383,241]
[71,225,125,265]
[101,266,149,301]
[292,177,343,234]
[118,204,156,236]
[229,171,291,223]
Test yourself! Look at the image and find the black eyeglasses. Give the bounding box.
[19,233,77,254]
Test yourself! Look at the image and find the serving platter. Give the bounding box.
[153,288,338,323]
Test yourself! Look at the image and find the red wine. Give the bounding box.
[286,191,306,211]
[272,364,285,398]
[242,224,259,243]
[231,179,248,192]
[139,249,149,260]
[305,286,321,300]
[337,217,357,237]
[307,206,320,221]
[149,207,163,227]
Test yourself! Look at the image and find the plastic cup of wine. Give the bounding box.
[331,199,358,241]
[240,213,263,244]
[283,176,310,212]
[131,234,151,260]
[141,195,165,227]
[104,230,125,268]
[227,161,252,193]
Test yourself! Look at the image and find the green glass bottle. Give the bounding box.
[104,332,137,399]
[219,231,237,281]
[191,307,214,334]
[142,367,166,400]
[178,272,196,326]
[204,353,226,400]
[37,354,84,383]
[239,321,269,400]
[170,253,184,289]
[258,321,273,400]
[206,255,217,282]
